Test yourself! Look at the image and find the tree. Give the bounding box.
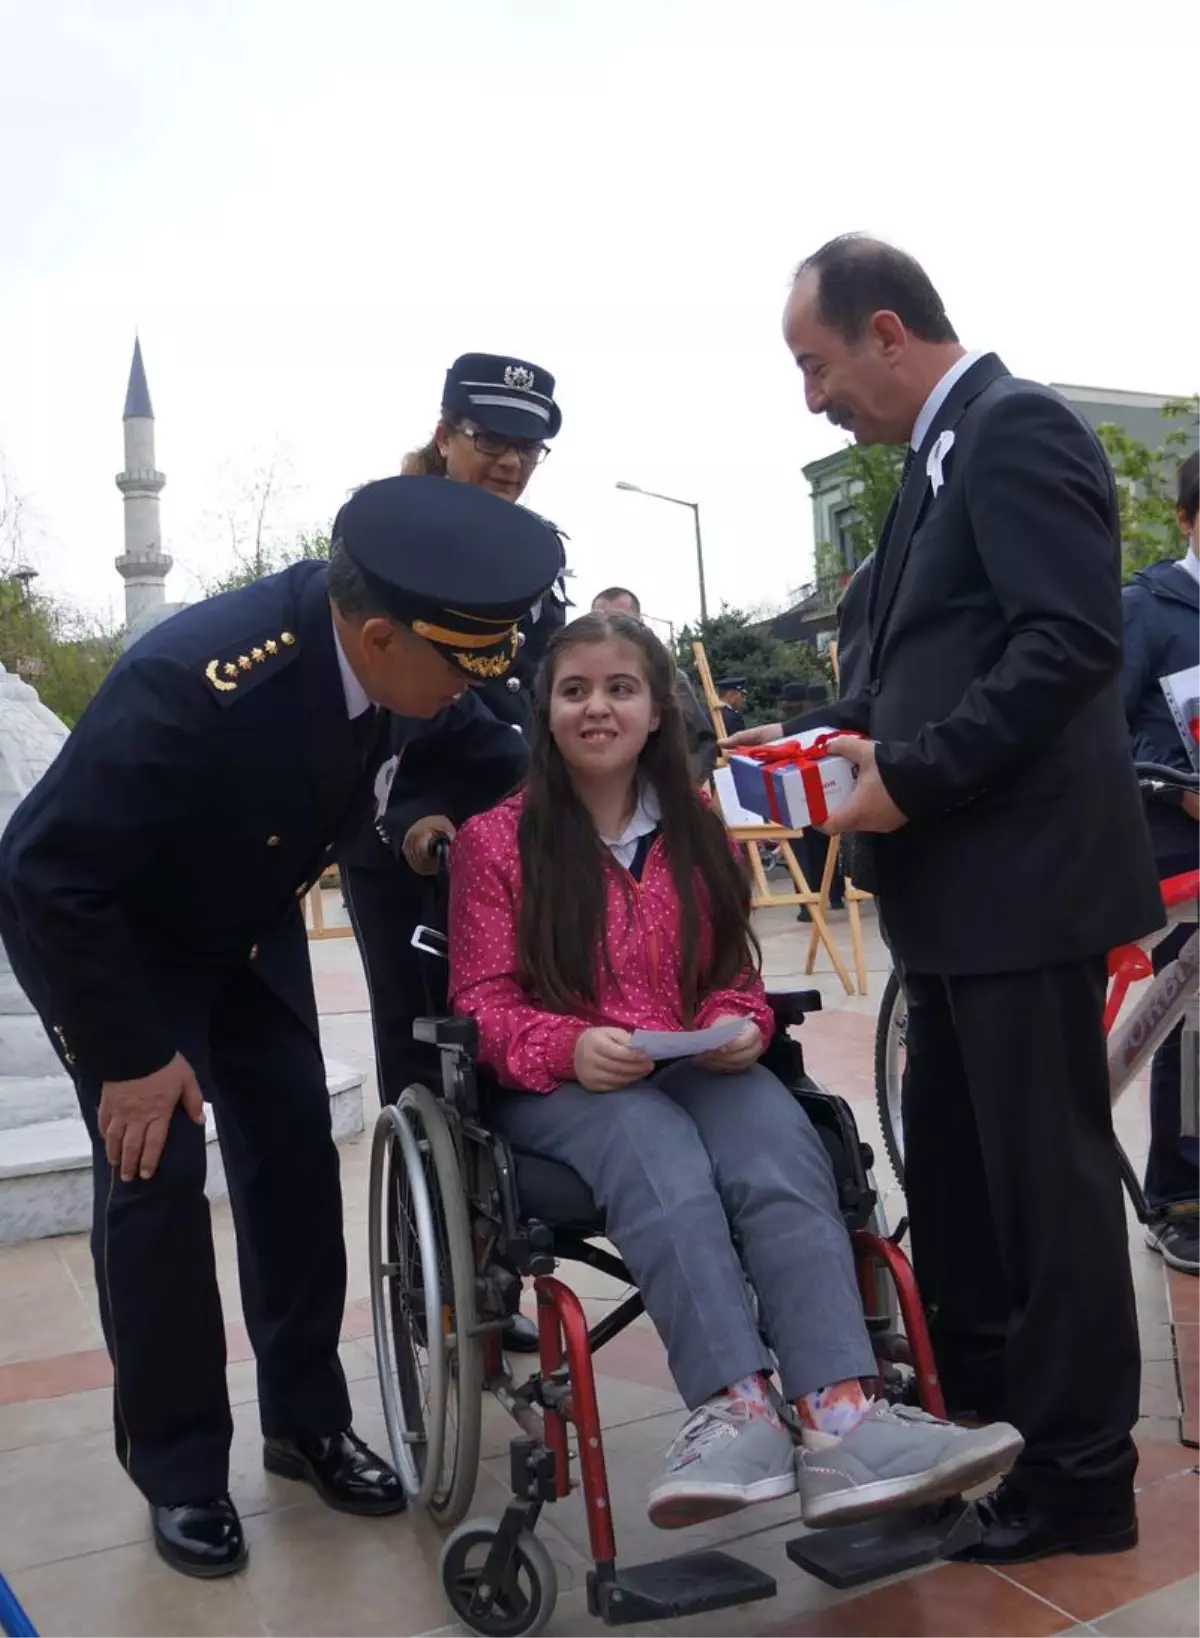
[0,455,122,724]
[843,443,907,561]
[1095,396,1199,580]
[204,529,330,595]
[812,442,905,598]
[196,447,334,594]
[0,575,123,727]
[675,608,828,726]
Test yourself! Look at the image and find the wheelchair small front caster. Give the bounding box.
[439,1515,558,1637]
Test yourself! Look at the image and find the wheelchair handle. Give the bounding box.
[1134,760,1200,797]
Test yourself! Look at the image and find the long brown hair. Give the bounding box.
[516,613,760,1019]
[401,410,453,476]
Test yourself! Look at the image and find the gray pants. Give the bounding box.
[491,1062,876,1408]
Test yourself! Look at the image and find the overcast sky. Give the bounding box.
[1,0,1196,636]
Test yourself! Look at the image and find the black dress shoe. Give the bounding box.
[151,1497,247,1579]
[263,1429,406,1516]
[952,1480,1138,1564]
[504,1312,540,1353]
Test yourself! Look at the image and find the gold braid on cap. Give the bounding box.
[411,617,518,649]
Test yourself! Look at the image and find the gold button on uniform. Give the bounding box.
[266,835,281,848]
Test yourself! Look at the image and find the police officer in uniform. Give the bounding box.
[716,676,748,736]
[0,476,561,1580]
[340,356,567,1352]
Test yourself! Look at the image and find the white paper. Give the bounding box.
[629,1019,745,1060]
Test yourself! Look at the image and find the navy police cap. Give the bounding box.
[443,352,562,441]
[333,476,561,680]
[716,676,747,692]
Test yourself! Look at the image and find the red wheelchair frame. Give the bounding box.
[373,988,962,1635]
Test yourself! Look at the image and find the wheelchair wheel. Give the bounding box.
[873,969,906,1185]
[439,1517,558,1638]
[368,1085,483,1526]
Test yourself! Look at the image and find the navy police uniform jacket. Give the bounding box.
[0,562,392,1084]
[1121,557,1199,861]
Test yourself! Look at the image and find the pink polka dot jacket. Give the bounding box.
[447,793,774,1093]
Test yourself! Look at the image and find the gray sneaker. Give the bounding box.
[648,1402,797,1529]
[797,1402,1024,1530]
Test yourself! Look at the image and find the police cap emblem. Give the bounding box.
[504,364,536,391]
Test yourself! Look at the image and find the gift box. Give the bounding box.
[728,729,859,829]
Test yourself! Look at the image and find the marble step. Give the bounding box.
[0,1074,78,1129]
[0,1062,365,1245]
[0,1011,79,1078]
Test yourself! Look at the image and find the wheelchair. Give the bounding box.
[366,936,955,1635]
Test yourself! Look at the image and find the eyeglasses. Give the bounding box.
[454,422,550,465]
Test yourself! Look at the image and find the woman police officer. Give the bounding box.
[339,355,567,1351]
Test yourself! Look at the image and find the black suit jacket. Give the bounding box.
[0,563,391,1082]
[791,355,1162,974]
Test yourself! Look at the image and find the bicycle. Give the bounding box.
[873,761,1200,1220]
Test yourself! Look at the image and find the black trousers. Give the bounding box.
[901,957,1140,1515]
[341,860,443,1106]
[44,965,351,1506]
[1144,848,1199,1212]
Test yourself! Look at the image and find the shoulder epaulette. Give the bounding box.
[202,628,299,702]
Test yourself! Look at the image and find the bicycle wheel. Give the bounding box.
[873,969,906,1185]
[368,1087,484,1524]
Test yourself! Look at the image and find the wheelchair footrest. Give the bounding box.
[589,1551,776,1625]
[785,1497,981,1589]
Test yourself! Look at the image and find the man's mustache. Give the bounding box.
[825,404,854,429]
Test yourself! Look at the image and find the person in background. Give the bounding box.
[448,610,1022,1533]
[778,682,846,917]
[341,353,569,1355]
[717,677,748,736]
[731,234,1161,1563]
[591,586,719,781]
[1121,448,1199,1275]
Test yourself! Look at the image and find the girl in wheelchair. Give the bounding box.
[448,612,1021,1532]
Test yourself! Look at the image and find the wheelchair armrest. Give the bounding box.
[413,1015,479,1054]
[767,989,823,1027]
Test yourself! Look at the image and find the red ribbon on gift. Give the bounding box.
[738,732,865,828]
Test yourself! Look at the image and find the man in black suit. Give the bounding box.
[0,476,561,1578]
[746,235,1164,1561]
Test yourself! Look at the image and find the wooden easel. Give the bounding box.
[304,868,354,941]
[692,642,853,995]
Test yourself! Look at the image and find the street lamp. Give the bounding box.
[615,481,708,624]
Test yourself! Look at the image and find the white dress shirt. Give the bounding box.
[600,785,662,870]
[911,350,985,453]
[332,616,373,719]
[1179,548,1199,587]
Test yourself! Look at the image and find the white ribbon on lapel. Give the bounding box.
[374,753,399,819]
[926,429,956,496]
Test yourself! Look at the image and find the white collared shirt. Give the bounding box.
[911,350,984,453]
[600,785,662,871]
[331,616,373,719]
[1179,549,1199,587]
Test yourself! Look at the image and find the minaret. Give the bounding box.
[115,338,172,631]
